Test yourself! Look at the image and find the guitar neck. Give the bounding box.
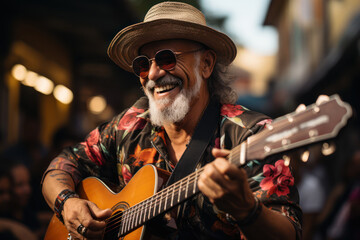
[119,94,352,237]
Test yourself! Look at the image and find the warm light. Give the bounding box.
[301,150,310,162]
[11,64,27,81]
[53,85,73,104]
[283,155,291,166]
[88,95,107,114]
[34,76,54,95]
[322,142,336,156]
[22,71,38,87]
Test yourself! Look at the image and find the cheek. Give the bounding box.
[175,64,191,83]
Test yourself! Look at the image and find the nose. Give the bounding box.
[147,59,166,81]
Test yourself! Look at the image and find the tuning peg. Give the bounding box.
[316,95,330,105]
[283,155,291,166]
[322,142,336,156]
[295,104,306,113]
[301,150,310,162]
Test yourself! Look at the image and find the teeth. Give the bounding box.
[155,84,176,93]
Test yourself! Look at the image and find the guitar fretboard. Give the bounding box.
[118,142,246,236]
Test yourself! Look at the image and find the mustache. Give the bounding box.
[145,74,182,92]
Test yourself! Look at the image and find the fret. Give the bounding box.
[158,191,163,214]
[120,210,126,235]
[240,143,246,165]
[164,187,169,212]
[129,210,135,230]
[193,172,197,194]
[167,188,173,210]
[143,199,148,223]
[171,184,175,207]
[177,181,182,203]
[139,204,144,226]
[185,176,189,199]
[135,205,140,227]
[152,197,157,217]
[125,210,130,233]
[148,198,152,220]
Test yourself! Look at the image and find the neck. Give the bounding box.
[164,92,209,163]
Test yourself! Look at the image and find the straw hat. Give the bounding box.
[107,1,237,72]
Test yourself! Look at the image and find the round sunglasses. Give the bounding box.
[131,48,204,78]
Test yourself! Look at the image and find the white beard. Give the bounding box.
[145,55,202,126]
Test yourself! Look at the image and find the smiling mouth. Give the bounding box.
[154,84,178,94]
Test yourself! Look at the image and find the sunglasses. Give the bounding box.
[131,48,204,78]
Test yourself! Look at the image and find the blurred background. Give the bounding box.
[0,0,359,239]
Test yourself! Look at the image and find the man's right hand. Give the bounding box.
[62,198,112,240]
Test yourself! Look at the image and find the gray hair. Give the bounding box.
[208,63,239,104]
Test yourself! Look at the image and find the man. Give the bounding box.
[0,163,37,240]
[42,2,302,239]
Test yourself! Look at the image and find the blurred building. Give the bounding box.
[264,0,360,118]
[0,1,148,150]
[0,0,202,152]
[263,0,360,198]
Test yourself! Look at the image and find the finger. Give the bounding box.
[198,169,224,202]
[88,201,112,221]
[316,94,330,105]
[295,103,306,113]
[80,203,109,232]
[66,219,86,240]
[72,220,104,240]
[212,148,230,158]
[211,158,246,182]
[199,162,232,197]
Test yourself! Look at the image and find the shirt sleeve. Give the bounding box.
[41,112,126,186]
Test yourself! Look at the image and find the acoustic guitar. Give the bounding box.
[45,94,352,240]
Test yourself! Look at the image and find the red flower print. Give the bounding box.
[81,129,105,166]
[118,107,146,131]
[122,164,132,184]
[221,104,244,118]
[260,160,294,197]
[130,145,157,167]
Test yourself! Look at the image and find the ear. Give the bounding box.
[201,50,217,79]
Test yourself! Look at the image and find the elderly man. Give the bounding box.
[42,2,302,240]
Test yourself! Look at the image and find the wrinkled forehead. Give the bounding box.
[139,39,205,56]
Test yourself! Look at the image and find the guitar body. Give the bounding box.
[44,164,170,240]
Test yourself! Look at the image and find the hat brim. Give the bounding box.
[107,19,237,72]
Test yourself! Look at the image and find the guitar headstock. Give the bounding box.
[246,94,352,161]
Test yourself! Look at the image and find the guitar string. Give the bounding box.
[103,211,123,235]
[118,167,204,224]
[103,167,205,234]
[119,144,243,223]
[103,146,245,234]
[104,177,199,234]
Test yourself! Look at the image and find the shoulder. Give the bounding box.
[220,103,271,129]
[114,96,150,132]
[218,103,272,148]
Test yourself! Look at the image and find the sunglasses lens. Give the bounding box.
[133,56,149,78]
[155,50,176,71]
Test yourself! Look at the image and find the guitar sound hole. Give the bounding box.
[103,210,123,240]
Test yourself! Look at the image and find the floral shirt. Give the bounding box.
[44,96,302,239]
